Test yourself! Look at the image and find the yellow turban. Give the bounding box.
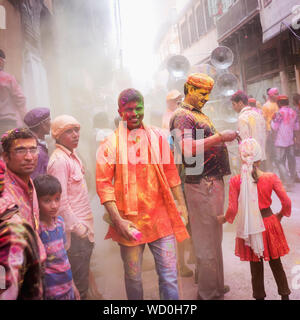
[186,73,214,92]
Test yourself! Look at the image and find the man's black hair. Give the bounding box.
[1,128,37,153]
[231,90,248,105]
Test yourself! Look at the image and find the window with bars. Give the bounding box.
[207,0,236,18]
[204,0,215,31]
[189,12,198,43]
[196,2,206,37]
[180,20,190,50]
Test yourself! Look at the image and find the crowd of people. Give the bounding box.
[0,46,299,300]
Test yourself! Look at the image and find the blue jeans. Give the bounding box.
[120,234,179,300]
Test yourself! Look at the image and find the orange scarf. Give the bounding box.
[115,121,188,242]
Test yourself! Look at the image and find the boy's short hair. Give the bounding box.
[33,174,62,198]
[118,88,144,109]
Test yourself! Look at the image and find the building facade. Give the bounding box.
[155,0,300,104]
[1,0,120,191]
[218,0,300,103]
[154,0,236,132]
[0,0,53,110]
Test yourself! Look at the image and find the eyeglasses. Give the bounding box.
[12,147,39,156]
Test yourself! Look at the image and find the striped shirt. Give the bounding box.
[39,216,75,300]
[170,102,231,183]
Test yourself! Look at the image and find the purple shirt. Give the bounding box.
[271,106,299,147]
[31,139,49,180]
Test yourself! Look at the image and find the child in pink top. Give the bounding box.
[218,138,291,300]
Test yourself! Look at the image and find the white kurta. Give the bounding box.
[238,107,267,161]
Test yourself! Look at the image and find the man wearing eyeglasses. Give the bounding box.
[0,159,43,300]
[0,128,46,263]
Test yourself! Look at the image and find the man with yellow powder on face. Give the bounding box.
[170,73,238,300]
[96,88,189,300]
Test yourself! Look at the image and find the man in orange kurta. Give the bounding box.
[96,88,189,300]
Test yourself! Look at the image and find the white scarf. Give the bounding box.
[236,138,265,258]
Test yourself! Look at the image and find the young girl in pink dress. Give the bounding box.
[217,138,291,300]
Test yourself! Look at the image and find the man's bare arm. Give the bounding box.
[171,185,188,225]
[181,130,237,158]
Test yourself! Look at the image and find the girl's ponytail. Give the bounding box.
[251,163,259,184]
